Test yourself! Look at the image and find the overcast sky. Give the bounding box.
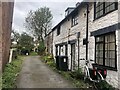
[12,0,82,33]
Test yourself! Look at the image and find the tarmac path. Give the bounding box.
[16,56,74,88]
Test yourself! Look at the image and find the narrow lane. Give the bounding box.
[16,56,74,88]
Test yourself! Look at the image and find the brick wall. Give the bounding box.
[0,1,2,72]
[0,2,14,71]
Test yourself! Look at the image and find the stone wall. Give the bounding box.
[45,32,53,55]
[49,2,119,88]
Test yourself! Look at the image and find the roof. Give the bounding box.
[46,1,89,36]
[65,7,75,12]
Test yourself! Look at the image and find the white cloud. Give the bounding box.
[12,0,82,33]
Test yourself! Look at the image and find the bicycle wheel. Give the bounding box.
[83,66,88,81]
[96,72,103,82]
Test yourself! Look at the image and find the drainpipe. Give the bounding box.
[77,32,80,70]
[86,3,89,65]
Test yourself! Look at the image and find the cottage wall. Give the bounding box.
[51,1,119,88]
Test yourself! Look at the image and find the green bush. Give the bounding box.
[95,81,114,90]
[2,56,23,88]
[70,68,84,80]
[38,41,45,55]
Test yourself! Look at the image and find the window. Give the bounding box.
[94,2,118,19]
[59,45,63,55]
[105,2,117,13]
[95,32,116,69]
[71,14,78,27]
[57,26,60,36]
[95,2,104,18]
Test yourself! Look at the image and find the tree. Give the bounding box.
[11,30,20,43]
[25,7,53,42]
[18,32,34,52]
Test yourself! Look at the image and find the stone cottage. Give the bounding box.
[45,0,120,88]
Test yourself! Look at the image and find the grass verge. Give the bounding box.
[40,55,92,88]
[2,56,24,88]
[30,52,38,56]
[41,55,114,89]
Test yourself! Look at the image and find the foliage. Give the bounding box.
[41,55,55,69]
[11,30,20,43]
[69,68,84,80]
[41,55,91,88]
[38,41,46,54]
[41,55,114,89]
[25,7,53,42]
[55,70,90,88]
[95,81,114,90]
[30,52,38,56]
[2,56,23,88]
[0,76,2,89]
[18,32,34,54]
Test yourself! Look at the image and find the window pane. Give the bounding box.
[99,58,103,65]
[109,43,115,50]
[110,51,115,58]
[111,59,115,67]
[105,6,110,13]
[96,36,103,42]
[96,51,99,57]
[109,34,115,42]
[105,2,115,13]
[105,43,108,50]
[105,50,109,58]
[100,4,103,10]
[96,57,99,64]
[99,51,103,57]
[99,44,103,50]
[105,58,110,66]
[99,10,103,16]
[105,2,110,7]
[96,6,100,12]
[110,4,115,11]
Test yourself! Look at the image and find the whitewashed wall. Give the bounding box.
[52,2,119,88]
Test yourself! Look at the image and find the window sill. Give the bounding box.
[92,63,117,71]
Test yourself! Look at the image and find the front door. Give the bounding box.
[71,43,76,71]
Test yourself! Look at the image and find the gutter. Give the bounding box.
[86,3,89,65]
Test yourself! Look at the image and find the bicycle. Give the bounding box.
[80,58,106,83]
[79,58,107,89]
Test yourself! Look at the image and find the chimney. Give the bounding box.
[65,7,75,17]
[76,2,80,7]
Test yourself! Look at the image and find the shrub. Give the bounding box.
[95,81,114,90]
[38,41,45,55]
[70,68,84,80]
[2,56,23,88]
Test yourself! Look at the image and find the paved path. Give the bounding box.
[16,56,74,88]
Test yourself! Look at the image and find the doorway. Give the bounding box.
[71,43,76,71]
